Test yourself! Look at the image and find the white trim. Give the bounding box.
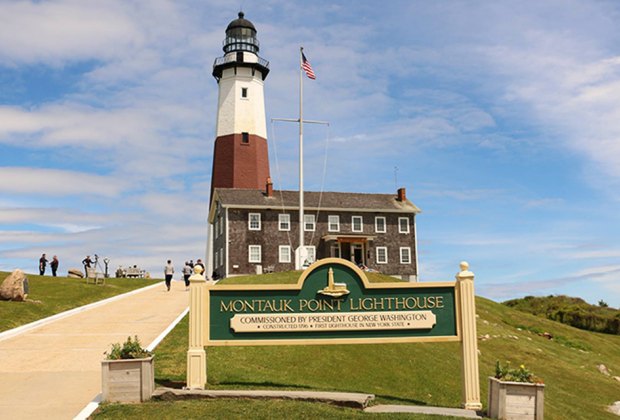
[376,246,388,264]
[304,214,315,232]
[399,217,410,234]
[375,216,386,233]
[249,245,262,263]
[328,215,340,232]
[220,204,421,214]
[413,214,419,281]
[225,208,230,277]
[278,213,291,231]
[279,245,292,263]
[305,245,316,264]
[400,247,412,264]
[352,215,363,233]
[248,213,261,230]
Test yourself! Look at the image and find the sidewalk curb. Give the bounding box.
[0,281,163,343]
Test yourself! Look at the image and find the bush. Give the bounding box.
[495,361,542,384]
[105,335,152,360]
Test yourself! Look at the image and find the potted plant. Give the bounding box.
[101,336,154,403]
[488,361,545,420]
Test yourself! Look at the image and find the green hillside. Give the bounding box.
[124,276,620,419]
[504,295,620,335]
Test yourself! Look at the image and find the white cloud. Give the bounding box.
[0,167,124,197]
[0,0,144,65]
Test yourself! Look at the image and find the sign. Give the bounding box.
[204,258,459,345]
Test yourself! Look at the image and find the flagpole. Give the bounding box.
[298,46,305,269]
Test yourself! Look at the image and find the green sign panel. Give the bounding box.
[205,259,458,345]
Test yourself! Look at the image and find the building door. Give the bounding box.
[351,243,364,266]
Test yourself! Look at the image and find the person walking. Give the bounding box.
[164,260,174,291]
[50,256,59,277]
[38,254,48,275]
[182,261,192,290]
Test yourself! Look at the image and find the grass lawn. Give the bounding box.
[94,271,620,419]
[0,271,160,332]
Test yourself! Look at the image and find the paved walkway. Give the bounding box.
[0,280,189,420]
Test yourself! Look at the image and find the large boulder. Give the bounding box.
[0,269,29,301]
[67,268,84,278]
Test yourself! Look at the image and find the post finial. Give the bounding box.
[456,261,474,281]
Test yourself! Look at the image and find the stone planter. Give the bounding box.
[488,376,544,419]
[102,356,154,403]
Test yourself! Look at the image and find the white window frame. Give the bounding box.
[375,216,386,233]
[328,215,340,232]
[398,217,410,234]
[352,216,363,233]
[278,213,291,231]
[248,245,261,263]
[249,213,261,231]
[279,245,291,263]
[219,216,224,237]
[400,247,411,264]
[376,246,388,264]
[304,214,316,232]
[305,246,316,264]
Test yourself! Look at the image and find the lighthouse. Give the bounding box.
[210,12,271,198]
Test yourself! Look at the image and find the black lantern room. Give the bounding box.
[213,12,270,81]
[223,12,259,54]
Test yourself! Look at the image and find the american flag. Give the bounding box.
[301,52,316,80]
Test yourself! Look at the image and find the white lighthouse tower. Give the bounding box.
[207,12,271,276]
[210,12,271,197]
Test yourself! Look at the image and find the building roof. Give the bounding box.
[211,188,421,218]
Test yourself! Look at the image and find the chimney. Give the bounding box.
[397,187,406,202]
[266,177,273,197]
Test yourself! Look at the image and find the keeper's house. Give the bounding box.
[209,184,420,280]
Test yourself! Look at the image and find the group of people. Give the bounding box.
[163,259,206,291]
[38,254,59,276]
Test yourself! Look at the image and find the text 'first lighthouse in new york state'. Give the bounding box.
[207,13,420,281]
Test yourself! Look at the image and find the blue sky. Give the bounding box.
[1,0,619,308]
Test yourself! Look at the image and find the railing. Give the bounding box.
[213,55,270,68]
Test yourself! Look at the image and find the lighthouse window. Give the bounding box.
[241,87,248,98]
[242,132,249,143]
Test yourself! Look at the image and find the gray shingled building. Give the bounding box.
[208,185,420,281]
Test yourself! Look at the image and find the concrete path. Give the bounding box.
[0,280,189,420]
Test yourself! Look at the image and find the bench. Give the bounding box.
[85,268,105,285]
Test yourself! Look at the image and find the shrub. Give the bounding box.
[105,335,152,360]
[495,361,543,384]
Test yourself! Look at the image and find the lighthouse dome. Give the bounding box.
[223,12,259,54]
[226,11,256,32]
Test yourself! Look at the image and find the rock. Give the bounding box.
[0,269,29,301]
[613,376,620,382]
[609,401,620,415]
[67,268,84,278]
[541,332,553,339]
[598,364,611,376]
